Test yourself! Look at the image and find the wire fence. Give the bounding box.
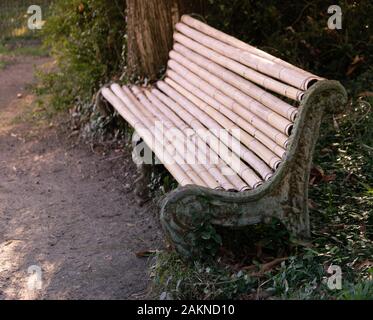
[0,0,52,41]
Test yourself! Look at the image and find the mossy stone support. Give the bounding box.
[160,80,347,260]
[131,132,154,202]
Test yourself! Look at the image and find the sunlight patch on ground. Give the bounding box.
[0,238,59,299]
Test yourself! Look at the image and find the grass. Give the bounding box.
[0,0,51,42]
[0,41,49,57]
[0,25,49,72]
[9,44,49,57]
[0,0,51,67]
[11,94,58,127]
[0,60,7,70]
[151,89,373,300]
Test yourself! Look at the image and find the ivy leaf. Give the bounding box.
[201,232,211,240]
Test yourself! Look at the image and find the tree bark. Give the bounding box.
[126,0,204,81]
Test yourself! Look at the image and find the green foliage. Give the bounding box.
[0,61,7,70]
[338,281,373,300]
[38,0,126,110]
[0,42,48,57]
[205,0,373,82]
[0,0,52,41]
[153,94,373,300]
[152,251,255,300]
[192,222,223,259]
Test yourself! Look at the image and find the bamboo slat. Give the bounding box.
[112,85,208,187]
[167,58,290,148]
[156,80,274,181]
[141,88,250,191]
[181,15,324,89]
[169,50,293,136]
[150,87,264,188]
[173,32,303,102]
[175,22,319,91]
[173,42,298,121]
[164,77,282,170]
[166,70,286,158]
[111,84,221,189]
[101,88,194,187]
[130,85,238,191]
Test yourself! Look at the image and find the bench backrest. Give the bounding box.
[160,15,323,161]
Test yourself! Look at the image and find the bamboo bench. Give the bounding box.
[98,15,347,259]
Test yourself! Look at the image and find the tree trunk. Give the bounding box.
[126,0,204,81]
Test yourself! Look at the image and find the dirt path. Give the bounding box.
[0,56,162,299]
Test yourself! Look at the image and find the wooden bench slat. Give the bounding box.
[180,15,324,85]
[169,50,293,135]
[173,42,298,121]
[164,77,282,170]
[107,82,266,190]
[119,85,224,189]
[165,70,286,158]
[113,85,210,187]
[101,87,195,187]
[133,87,238,191]
[174,31,303,102]
[141,88,250,191]
[131,85,235,190]
[175,22,318,91]
[150,87,263,188]
[157,81,273,181]
[167,59,290,148]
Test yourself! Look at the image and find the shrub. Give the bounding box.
[39,0,126,110]
[205,0,373,83]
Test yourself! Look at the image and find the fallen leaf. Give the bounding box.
[310,166,324,185]
[310,166,336,184]
[351,55,364,65]
[308,199,318,209]
[260,257,288,273]
[246,257,289,277]
[78,3,85,13]
[330,223,346,230]
[346,55,364,76]
[323,174,336,182]
[321,147,333,154]
[357,260,373,270]
[135,250,158,258]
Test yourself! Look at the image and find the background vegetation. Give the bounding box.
[0,0,52,41]
[3,0,371,299]
[0,1,51,73]
[37,0,127,137]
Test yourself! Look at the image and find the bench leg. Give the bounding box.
[95,87,112,117]
[159,186,310,260]
[132,132,153,203]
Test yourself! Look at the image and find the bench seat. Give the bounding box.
[99,15,347,259]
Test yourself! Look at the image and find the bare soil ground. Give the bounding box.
[0,55,162,300]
